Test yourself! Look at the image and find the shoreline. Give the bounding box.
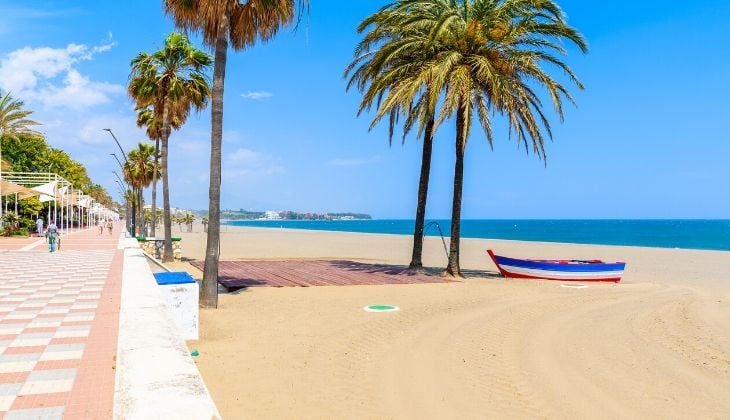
[219,222,730,256]
[221,219,730,252]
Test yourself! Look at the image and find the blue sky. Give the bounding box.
[0,0,728,219]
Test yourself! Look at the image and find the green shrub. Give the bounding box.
[11,228,28,236]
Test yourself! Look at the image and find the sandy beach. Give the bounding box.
[170,224,730,419]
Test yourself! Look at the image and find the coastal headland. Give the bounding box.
[170,224,730,419]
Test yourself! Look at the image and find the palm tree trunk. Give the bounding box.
[202,10,230,309]
[445,106,466,277]
[151,137,159,237]
[409,115,435,271]
[131,189,137,237]
[137,188,144,235]
[161,100,174,262]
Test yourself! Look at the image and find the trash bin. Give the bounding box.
[153,272,199,340]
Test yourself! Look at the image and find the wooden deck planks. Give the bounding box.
[189,260,451,289]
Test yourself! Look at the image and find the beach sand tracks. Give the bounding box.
[522,284,730,418]
[292,285,568,418]
[190,260,454,289]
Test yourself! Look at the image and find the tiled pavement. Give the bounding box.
[0,225,123,419]
[0,236,40,252]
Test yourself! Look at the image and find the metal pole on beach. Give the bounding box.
[104,129,129,165]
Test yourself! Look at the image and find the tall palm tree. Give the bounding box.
[0,91,41,221]
[357,0,587,277]
[136,105,185,237]
[346,5,442,272]
[129,32,211,261]
[136,107,161,237]
[124,143,158,235]
[164,0,309,308]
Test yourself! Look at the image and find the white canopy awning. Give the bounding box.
[31,181,58,198]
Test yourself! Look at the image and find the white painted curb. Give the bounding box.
[113,238,221,419]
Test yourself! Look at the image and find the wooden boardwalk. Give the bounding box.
[190,260,453,289]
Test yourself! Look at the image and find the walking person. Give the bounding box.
[46,221,59,253]
[107,220,113,235]
[98,219,104,235]
[35,217,44,237]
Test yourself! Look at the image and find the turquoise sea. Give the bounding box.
[224,219,730,252]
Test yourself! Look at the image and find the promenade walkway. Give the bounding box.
[0,226,122,419]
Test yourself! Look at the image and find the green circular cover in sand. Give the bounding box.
[364,305,400,312]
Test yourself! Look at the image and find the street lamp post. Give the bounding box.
[110,153,126,172]
[114,179,131,235]
[103,129,128,165]
[112,170,127,188]
[104,133,135,236]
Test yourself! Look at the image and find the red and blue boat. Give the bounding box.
[487,249,626,283]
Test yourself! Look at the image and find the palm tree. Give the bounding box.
[346,5,442,272]
[184,213,194,232]
[0,91,41,139]
[136,104,186,237]
[129,32,211,261]
[124,143,158,236]
[0,91,41,222]
[164,0,309,308]
[357,0,587,277]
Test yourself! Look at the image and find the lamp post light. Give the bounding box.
[113,169,134,231]
[103,129,128,165]
[114,179,132,236]
[112,171,127,188]
[110,153,126,172]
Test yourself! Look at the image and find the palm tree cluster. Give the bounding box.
[123,143,159,237]
[129,32,212,257]
[122,2,307,306]
[346,0,586,276]
[172,213,195,232]
[131,0,582,307]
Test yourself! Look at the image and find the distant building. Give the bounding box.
[265,211,282,220]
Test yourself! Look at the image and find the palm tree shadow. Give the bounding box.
[328,260,422,276]
[217,276,269,292]
[328,260,501,280]
[417,266,501,279]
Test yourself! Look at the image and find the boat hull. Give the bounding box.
[487,250,625,283]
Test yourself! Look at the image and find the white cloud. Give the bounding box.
[241,91,273,101]
[224,147,284,179]
[327,156,382,167]
[0,38,122,110]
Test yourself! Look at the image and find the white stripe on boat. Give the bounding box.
[499,264,623,279]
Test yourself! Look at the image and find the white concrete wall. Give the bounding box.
[158,282,199,341]
[114,238,220,419]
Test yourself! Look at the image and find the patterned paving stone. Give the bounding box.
[0,225,122,418]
